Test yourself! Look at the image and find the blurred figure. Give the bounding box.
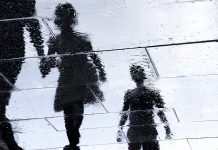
[40,3,106,150]
[118,65,172,150]
[0,1,44,149]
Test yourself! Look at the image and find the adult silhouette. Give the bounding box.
[118,65,172,150]
[40,3,106,150]
[0,1,44,149]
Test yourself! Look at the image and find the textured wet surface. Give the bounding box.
[0,0,218,150]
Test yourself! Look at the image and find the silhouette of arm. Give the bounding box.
[90,53,106,82]
[119,92,131,128]
[40,38,58,78]
[154,91,172,139]
[25,19,44,56]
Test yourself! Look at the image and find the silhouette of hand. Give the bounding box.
[164,125,173,139]
[39,57,56,78]
[117,129,123,142]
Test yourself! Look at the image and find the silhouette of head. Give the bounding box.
[130,65,146,85]
[54,3,78,31]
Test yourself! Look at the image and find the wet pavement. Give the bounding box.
[0,0,218,150]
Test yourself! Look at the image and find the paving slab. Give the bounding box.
[6,88,107,120]
[40,0,218,50]
[12,119,65,150]
[13,119,124,149]
[155,75,218,122]
[148,42,218,78]
[188,138,218,150]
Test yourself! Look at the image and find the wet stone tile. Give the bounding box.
[15,119,124,149]
[158,121,218,140]
[45,0,218,50]
[1,57,59,90]
[0,18,53,59]
[12,119,61,150]
[155,75,218,122]
[148,42,218,78]
[188,138,218,150]
[36,0,126,19]
[6,88,107,120]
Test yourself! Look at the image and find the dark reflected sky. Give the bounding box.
[40,3,106,150]
[118,65,172,150]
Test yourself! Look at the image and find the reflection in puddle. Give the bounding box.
[40,3,107,149]
[0,1,45,149]
[118,65,172,149]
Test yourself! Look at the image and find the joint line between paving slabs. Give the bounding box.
[187,139,193,150]
[41,18,57,40]
[45,118,59,132]
[0,16,36,22]
[89,88,109,113]
[172,108,180,123]
[145,48,160,78]
[1,39,218,61]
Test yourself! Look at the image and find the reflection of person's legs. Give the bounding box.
[0,97,23,150]
[128,143,141,150]
[142,141,160,150]
[63,101,84,147]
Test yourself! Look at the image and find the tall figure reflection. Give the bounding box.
[118,65,172,150]
[0,1,44,149]
[40,3,106,150]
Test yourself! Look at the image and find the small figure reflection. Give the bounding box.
[0,1,44,149]
[118,65,172,150]
[40,3,106,150]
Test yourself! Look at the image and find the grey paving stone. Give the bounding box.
[14,119,124,149]
[155,75,218,122]
[44,0,218,50]
[148,42,218,78]
[6,88,107,120]
[12,119,63,150]
[188,138,218,150]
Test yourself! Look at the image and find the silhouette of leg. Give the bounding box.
[0,104,22,150]
[142,141,160,150]
[63,102,84,149]
[128,143,141,150]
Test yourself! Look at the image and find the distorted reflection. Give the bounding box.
[0,1,44,149]
[0,0,36,19]
[118,65,172,150]
[40,3,106,150]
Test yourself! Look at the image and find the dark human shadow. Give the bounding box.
[118,65,172,150]
[0,1,45,149]
[40,3,106,150]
